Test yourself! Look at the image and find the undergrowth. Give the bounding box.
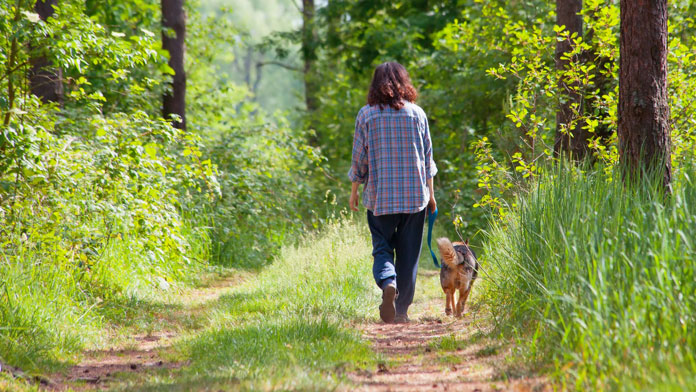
[0,218,209,374]
[0,110,215,373]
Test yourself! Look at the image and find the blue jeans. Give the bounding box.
[367,208,426,315]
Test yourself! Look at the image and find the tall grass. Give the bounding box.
[482,164,696,390]
[0,218,210,373]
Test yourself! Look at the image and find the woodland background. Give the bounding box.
[1,0,696,390]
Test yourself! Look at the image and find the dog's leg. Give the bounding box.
[455,282,474,317]
[445,289,454,316]
[455,289,466,317]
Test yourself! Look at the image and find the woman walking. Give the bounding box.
[348,62,437,324]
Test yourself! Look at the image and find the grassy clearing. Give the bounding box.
[482,164,696,390]
[114,218,381,391]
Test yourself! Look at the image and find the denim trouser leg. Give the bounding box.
[367,209,426,315]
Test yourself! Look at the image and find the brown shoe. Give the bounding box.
[379,283,397,323]
[394,313,410,324]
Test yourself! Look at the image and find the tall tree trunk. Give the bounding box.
[29,0,63,104]
[618,0,671,189]
[161,0,186,130]
[302,0,319,145]
[243,47,253,88]
[554,0,589,159]
[3,0,22,128]
[302,0,317,114]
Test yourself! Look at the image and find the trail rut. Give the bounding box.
[348,300,547,392]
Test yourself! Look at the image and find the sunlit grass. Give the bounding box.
[120,218,380,391]
[429,334,467,352]
[482,163,696,390]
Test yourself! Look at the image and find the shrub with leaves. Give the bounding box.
[0,0,217,371]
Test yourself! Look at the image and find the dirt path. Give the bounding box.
[46,275,245,391]
[49,332,182,391]
[348,298,548,392]
[43,271,545,392]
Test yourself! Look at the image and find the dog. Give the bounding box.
[436,237,479,317]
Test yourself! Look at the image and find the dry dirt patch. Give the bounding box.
[49,332,183,391]
[45,275,244,391]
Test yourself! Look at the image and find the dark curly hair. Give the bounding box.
[367,62,418,110]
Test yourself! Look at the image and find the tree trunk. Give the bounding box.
[302,0,317,114]
[618,0,671,189]
[29,0,63,104]
[554,0,589,159]
[2,0,22,128]
[243,47,253,88]
[161,0,186,130]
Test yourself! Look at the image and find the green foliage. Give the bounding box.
[457,1,696,218]
[0,221,208,372]
[42,0,167,114]
[0,0,216,372]
[197,0,304,113]
[668,10,696,167]
[205,116,325,267]
[481,164,696,389]
[0,104,215,369]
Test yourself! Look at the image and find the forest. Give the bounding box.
[1,0,695,391]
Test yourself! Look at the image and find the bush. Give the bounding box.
[203,116,325,268]
[0,108,214,371]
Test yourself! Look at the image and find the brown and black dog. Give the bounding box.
[436,238,479,317]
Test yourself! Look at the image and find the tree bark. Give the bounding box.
[302,0,317,114]
[618,0,671,189]
[29,0,63,104]
[161,0,186,130]
[3,0,22,128]
[554,0,589,159]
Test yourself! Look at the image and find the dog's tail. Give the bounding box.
[436,237,459,269]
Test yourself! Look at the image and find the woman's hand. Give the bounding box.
[427,177,436,214]
[350,190,360,211]
[350,182,361,212]
[428,195,437,214]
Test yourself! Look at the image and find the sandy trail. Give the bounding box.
[49,332,182,391]
[348,298,547,392]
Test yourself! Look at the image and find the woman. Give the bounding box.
[348,62,437,324]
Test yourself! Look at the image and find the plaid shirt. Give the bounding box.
[348,102,437,216]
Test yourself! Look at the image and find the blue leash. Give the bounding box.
[427,208,441,268]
